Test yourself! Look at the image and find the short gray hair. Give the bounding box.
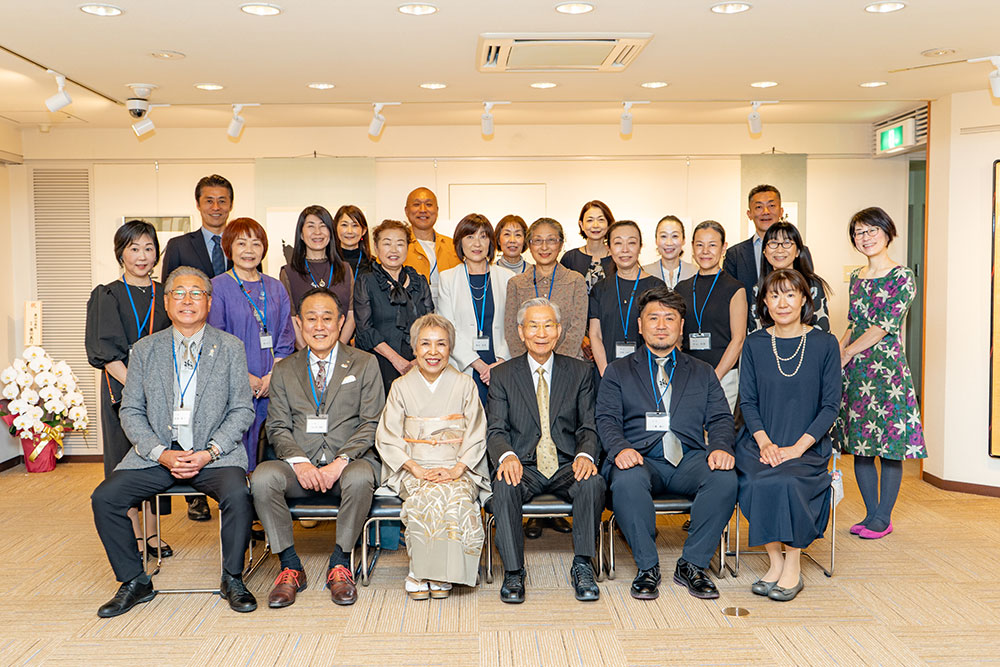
[410,313,456,350]
[164,266,212,295]
[516,297,561,327]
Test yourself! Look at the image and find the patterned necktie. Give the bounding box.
[655,357,684,466]
[535,367,559,478]
[315,360,327,398]
[211,234,226,277]
[181,338,196,369]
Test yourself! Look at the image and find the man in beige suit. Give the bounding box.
[252,287,385,608]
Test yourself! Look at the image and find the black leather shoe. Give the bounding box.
[220,572,257,613]
[630,565,661,600]
[141,535,173,559]
[672,559,719,599]
[187,496,211,522]
[681,519,691,532]
[97,577,156,618]
[524,518,543,540]
[570,561,599,601]
[500,568,526,604]
[549,517,573,533]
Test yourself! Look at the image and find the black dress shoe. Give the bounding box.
[672,559,719,599]
[141,535,173,559]
[570,561,600,601]
[681,519,691,532]
[97,577,156,618]
[524,518,543,540]
[500,568,526,604]
[187,496,211,522]
[630,565,661,600]
[549,517,573,533]
[220,572,257,613]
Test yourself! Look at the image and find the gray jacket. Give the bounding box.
[117,324,254,471]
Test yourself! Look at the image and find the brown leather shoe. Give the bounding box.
[267,568,307,608]
[327,565,357,606]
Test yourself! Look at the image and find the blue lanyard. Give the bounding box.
[646,348,676,411]
[533,265,557,300]
[353,258,361,284]
[616,274,640,337]
[306,261,334,289]
[691,271,721,333]
[122,279,154,337]
[172,339,203,409]
[307,348,334,415]
[231,270,269,333]
[465,264,491,335]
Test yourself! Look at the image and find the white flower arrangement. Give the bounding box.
[1,346,89,446]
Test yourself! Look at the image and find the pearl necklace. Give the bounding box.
[770,325,808,378]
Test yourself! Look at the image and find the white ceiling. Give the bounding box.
[1,0,998,130]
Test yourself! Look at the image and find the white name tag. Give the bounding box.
[473,335,491,351]
[689,332,711,350]
[645,411,670,432]
[614,341,636,358]
[172,409,191,426]
[306,414,329,434]
[259,334,273,350]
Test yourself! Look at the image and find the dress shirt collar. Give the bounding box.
[527,353,554,389]
[172,324,206,350]
[308,343,339,389]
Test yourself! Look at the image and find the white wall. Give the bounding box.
[0,166,18,463]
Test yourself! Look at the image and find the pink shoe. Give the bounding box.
[849,523,866,535]
[859,523,893,539]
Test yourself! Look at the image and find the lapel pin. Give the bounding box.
[340,361,349,368]
[209,345,216,357]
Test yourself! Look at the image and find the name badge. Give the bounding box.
[172,409,191,426]
[259,333,274,350]
[645,411,670,432]
[306,414,329,434]
[614,341,636,358]
[689,332,711,351]
[473,335,491,351]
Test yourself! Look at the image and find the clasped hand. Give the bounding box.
[158,449,211,479]
[294,458,348,492]
[408,461,464,483]
[758,442,804,467]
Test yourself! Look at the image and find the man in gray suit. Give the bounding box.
[91,267,256,617]
[252,287,385,608]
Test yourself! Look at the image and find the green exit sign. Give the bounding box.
[879,125,904,151]
[875,118,916,156]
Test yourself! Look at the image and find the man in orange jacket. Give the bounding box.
[402,187,460,305]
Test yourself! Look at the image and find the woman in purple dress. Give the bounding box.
[208,217,295,470]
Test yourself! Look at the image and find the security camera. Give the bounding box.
[126,98,149,119]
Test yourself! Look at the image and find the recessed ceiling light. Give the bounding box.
[195,83,224,91]
[865,1,905,13]
[240,3,282,16]
[307,82,335,90]
[555,2,594,14]
[640,81,669,89]
[921,47,956,58]
[859,81,888,88]
[398,3,438,15]
[710,2,751,14]
[530,82,557,89]
[150,50,185,60]
[750,81,778,88]
[420,82,447,90]
[78,3,123,16]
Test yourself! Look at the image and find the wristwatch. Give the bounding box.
[207,443,222,463]
[337,454,350,463]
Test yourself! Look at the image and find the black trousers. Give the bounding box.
[607,451,736,571]
[92,464,252,583]
[491,461,605,571]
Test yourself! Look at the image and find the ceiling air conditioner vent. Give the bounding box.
[477,33,653,73]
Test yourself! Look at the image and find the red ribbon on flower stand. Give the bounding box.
[1,413,63,473]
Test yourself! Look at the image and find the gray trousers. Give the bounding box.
[251,459,375,554]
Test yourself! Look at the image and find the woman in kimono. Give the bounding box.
[375,314,491,600]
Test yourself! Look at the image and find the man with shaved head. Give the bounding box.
[402,187,460,305]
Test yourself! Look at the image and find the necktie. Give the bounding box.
[535,367,559,478]
[211,234,225,277]
[181,338,196,369]
[315,360,327,398]
[655,357,684,466]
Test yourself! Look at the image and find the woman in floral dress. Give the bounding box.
[833,207,926,539]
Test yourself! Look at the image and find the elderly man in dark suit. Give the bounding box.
[161,173,236,522]
[251,287,385,608]
[91,266,256,617]
[597,285,737,601]
[486,297,605,604]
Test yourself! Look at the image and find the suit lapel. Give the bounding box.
[514,356,541,428]
[160,329,176,409]
[189,230,214,276]
[668,353,691,416]
[322,349,354,412]
[292,350,316,409]
[192,326,220,409]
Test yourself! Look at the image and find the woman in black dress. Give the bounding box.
[354,219,435,394]
[334,204,373,281]
[735,269,841,602]
[85,220,172,557]
[560,199,615,292]
[749,222,832,332]
[588,220,664,377]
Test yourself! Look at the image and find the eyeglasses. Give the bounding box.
[765,240,794,250]
[522,322,558,333]
[529,237,561,247]
[169,288,208,301]
[853,227,881,240]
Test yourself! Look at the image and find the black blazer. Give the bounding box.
[161,229,232,281]
[596,346,734,475]
[486,353,599,468]
[723,236,813,330]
